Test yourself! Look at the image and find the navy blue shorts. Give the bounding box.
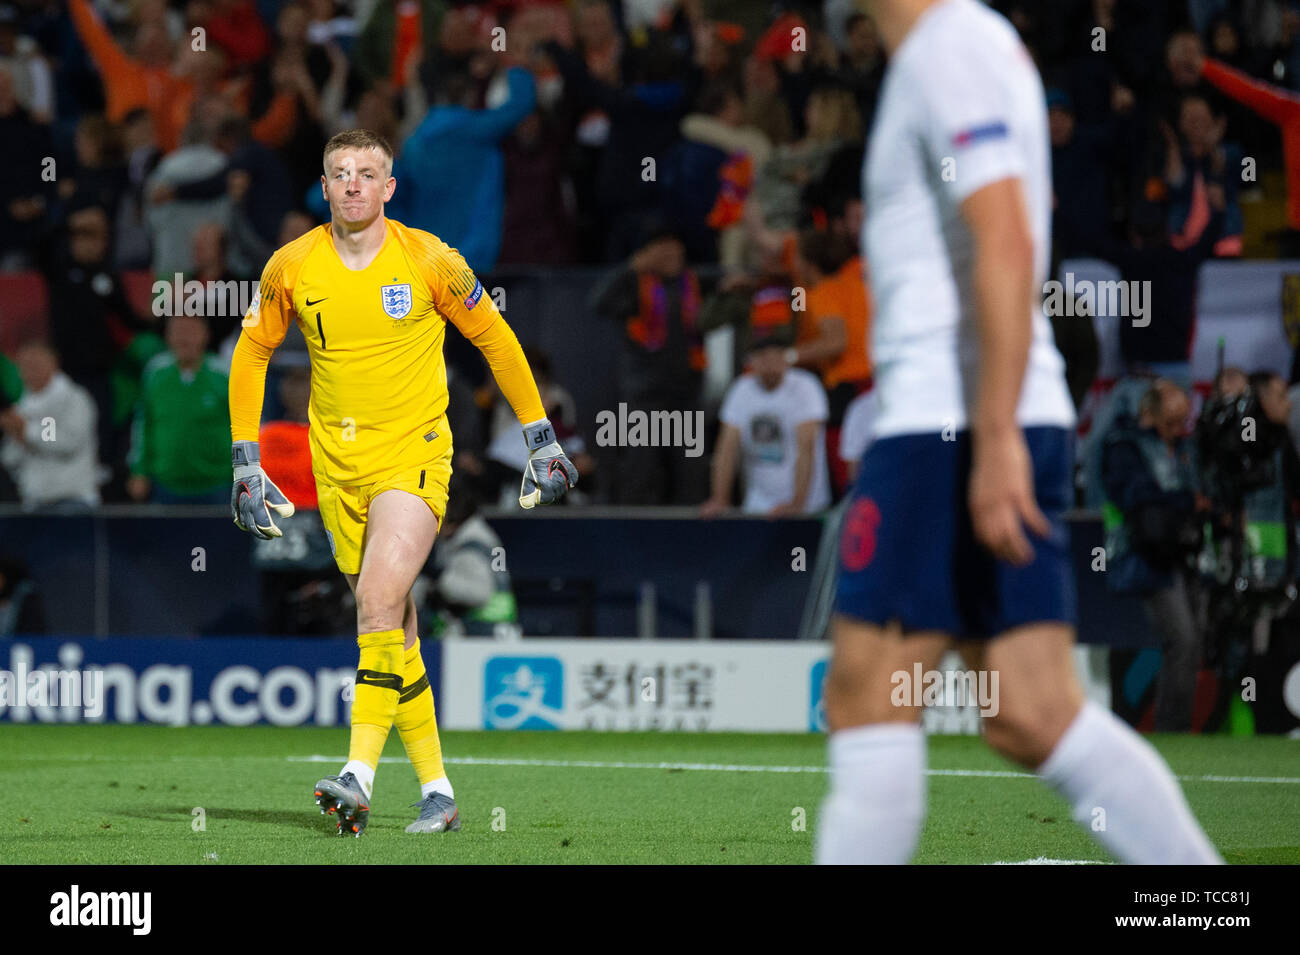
[834,426,1077,639]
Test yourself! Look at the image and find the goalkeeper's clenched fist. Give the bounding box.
[519,418,578,508]
[231,439,296,538]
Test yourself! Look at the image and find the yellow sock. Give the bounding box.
[348,628,405,771]
[395,637,448,788]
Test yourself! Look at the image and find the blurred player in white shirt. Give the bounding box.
[816,0,1220,864]
[837,388,880,484]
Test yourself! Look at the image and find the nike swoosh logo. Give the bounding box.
[305,297,327,306]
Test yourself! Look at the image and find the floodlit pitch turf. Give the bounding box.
[1,725,1296,864]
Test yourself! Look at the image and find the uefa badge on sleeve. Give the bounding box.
[464,279,484,310]
[243,287,261,328]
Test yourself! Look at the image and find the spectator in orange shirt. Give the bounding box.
[793,228,871,425]
[68,0,297,153]
[258,363,316,510]
[68,0,192,151]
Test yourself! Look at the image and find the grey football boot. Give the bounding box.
[314,772,370,837]
[405,792,461,833]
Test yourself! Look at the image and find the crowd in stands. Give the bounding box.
[5,1,1300,514]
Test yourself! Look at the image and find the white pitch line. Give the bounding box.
[990,858,1109,865]
[285,755,1300,784]
[5,753,1295,784]
[290,754,826,773]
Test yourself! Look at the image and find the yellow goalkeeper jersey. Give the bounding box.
[240,219,499,486]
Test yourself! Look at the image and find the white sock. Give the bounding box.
[1038,702,1222,864]
[815,723,926,865]
[421,777,454,800]
[341,760,375,801]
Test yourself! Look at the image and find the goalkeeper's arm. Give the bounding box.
[468,313,578,508]
[228,332,295,537]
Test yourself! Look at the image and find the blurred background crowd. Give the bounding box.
[4,0,1300,523]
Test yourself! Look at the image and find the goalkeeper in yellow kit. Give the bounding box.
[228,129,577,836]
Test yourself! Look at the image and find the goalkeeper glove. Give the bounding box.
[231,439,295,539]
[519,418,578,509]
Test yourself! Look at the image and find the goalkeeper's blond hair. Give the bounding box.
[323,129,395,177]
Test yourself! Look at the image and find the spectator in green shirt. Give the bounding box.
[126,315,231,504]
[0,351,20,407]
[0,350,20,502]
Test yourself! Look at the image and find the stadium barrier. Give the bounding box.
[1,507,1142,641]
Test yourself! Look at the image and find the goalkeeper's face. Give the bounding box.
[322,146,396,230]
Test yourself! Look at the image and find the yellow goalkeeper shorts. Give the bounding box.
[316,450,453,576]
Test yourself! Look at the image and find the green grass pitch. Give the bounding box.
[2,725,1296,864]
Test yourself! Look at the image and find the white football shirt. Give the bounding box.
[719,368,831,514]
[839,388,881,465]
[862,0,1075,438]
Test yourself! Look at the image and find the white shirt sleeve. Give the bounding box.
[718,378,748,429]
[839,391,878,463]
[793,372,829,426]
[840,401,864,463]
[914,50,1028,205]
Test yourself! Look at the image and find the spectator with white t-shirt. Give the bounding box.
[838,387,880,485]
[0,340,100,511]
[701,328,830,517]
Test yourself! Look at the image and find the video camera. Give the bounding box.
[1195,386,1284,503]
[1193,366,1299,687]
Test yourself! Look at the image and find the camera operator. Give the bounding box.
[1247,376,1300,590]
[1195,369,1300,730]
[416,478,521,641]
[1102,379,1209,731]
